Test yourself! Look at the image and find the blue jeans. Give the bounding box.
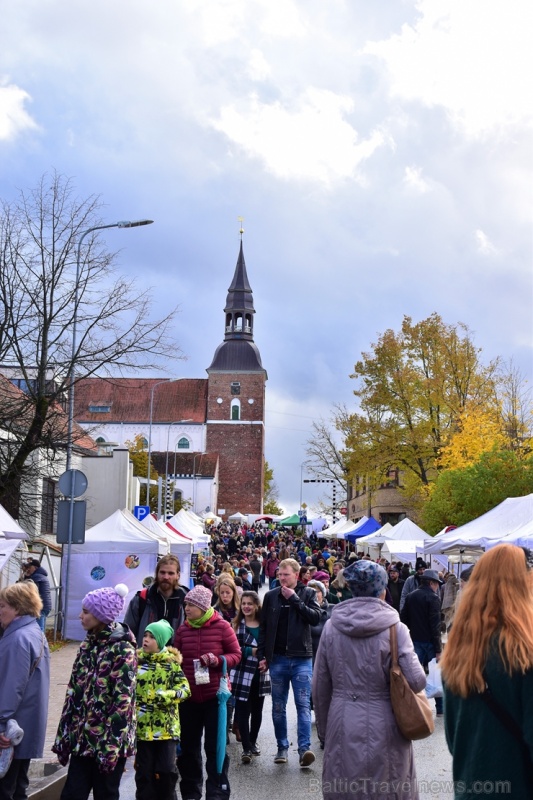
[269,655,312,752]
[413,641,443,714]
[37,612,49,632]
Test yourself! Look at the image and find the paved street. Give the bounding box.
[35,638,454,799]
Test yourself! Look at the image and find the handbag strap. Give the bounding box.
[389,624,399,669]
[480,680,533,781]
[29,633,45,678]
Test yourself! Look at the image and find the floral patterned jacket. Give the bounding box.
[52,623,137,773]
[136,646,190,741]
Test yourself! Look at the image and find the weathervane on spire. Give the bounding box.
[238,216,244,239]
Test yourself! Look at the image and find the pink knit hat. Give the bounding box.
[82,584,128,624]
[184,585,212,612]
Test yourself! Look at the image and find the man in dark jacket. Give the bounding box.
[237,567,253,592]
[387,566,405,611]
[257,557,323,768]
[23,560,52,631]
[124,555,188,646]
[400,568,443,714]
[248,552,263,593]
[399,557,427,611]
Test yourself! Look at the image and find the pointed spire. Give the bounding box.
[206,234,265,373]
[224,240,255,338]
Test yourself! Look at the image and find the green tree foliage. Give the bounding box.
[126,435,160,512]
[263,460,283,516]
[342,314,499,505]
[422,449,533,534]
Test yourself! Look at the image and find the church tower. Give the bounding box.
[206,237,267,518]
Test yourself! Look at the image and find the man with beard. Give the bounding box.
[387,565,404,611]
[124,555,188,646]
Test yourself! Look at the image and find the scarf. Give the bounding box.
[187,606,215,628]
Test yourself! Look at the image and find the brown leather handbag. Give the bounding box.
[389,624,435,740]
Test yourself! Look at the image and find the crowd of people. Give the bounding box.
[2,523,533,800]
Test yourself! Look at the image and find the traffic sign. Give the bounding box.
[58,469,88,498]
[133,505,151,521]
[340,506,348,515]
[299,515,307,525]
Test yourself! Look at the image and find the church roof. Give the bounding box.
[74,377,208,423]
[207,340,265,373]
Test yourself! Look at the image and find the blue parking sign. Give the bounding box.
[133,505,151,521]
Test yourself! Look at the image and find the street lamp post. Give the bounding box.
[191,452,203,514]
[146,379,172,505]
[164,419,192,518]
[63,218,153,636]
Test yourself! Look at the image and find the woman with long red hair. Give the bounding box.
[441,543,533,795]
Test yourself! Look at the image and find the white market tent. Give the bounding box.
[140,511,170,541]
[424,494,533,556]
[320,517,365,540]
[0,504,30,540]
[63,508,162,640]
[356,522,394,546]
[0,503,29,576]
[167,509,210,545]
[228,511,247,522]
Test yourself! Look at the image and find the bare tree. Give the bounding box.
[496,358,533,454]
[0,172,182,515]
[304,405,350,517]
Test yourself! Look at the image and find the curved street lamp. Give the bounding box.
[63,219,153,636]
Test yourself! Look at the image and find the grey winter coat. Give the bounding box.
[312,597,426,800]
[0,615,50,759]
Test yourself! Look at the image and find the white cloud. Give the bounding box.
[364,0,533,137]
[247,49,271,82]
[474,229,500,256]
[0,82,38,140]
[404,165,429,193]
[212,87,387,184]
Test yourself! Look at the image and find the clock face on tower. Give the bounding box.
[230,382,241,395]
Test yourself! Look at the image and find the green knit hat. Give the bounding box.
[145,619,174,651]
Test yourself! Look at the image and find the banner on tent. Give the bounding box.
[63,550,158,640]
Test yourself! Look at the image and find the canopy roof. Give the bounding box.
[320,517,364,540]
[228,511,247,521]
[359,517,431,546]
[71,508,162,554]
[424,494,533,555]
[0,504,29,540]
[278,514,312,526]
[344,516,381,542]
[167,509,210,542]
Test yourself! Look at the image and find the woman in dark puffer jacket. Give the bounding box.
[173,585,241,800]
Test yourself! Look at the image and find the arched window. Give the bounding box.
[139,437,148,449]
[231,398,241,421]
[96,436,106,444]
[178,437,190,449]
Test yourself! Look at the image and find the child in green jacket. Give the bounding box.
[135,619,190,800]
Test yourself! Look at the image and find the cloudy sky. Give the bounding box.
[1,0,531,515]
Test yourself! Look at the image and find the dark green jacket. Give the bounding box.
[444,645,533,799]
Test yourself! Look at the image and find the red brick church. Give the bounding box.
[74,240,267,519]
